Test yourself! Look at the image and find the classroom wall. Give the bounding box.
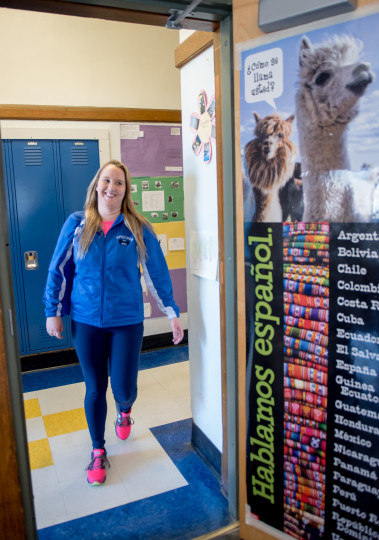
[180,46,223,452]
[0,8,181,109]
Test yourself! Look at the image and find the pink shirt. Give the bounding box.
[102,220,114,236]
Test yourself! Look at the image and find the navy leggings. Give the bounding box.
[71,320,144,449]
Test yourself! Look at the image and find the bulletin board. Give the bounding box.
[234,1,379,540]
[121,123,187,319]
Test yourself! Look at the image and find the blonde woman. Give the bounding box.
[44,160,183,485]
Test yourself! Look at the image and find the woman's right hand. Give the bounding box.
[46,316,63,339]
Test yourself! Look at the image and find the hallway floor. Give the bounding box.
[22,346,233,539]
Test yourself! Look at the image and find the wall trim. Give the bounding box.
[192,420,222,478]
[0,105,181,123]
[175,31,214,69]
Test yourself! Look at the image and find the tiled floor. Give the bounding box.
[22,346,233,539]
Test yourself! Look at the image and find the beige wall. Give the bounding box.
[0,8,181,109]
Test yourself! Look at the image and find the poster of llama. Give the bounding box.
[240,11,379,224]
[240,9,379,540]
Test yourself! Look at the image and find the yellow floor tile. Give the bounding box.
[28,439,54,470]
[43,408,87,437]
[24,398,42,420]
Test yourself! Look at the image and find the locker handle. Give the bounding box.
[24,251,39,270]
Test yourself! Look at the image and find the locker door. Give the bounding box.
[10,140,71,352]
[59,140,100,219]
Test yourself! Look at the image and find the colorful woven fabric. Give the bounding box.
[283,256,329,264]
[284,325,329,347]
[284,292,329,309]
[283,336,328,357]
[284,316,328,335]
[283,264,329,278]
[284,437,327,457]
[284,377,328,397]
[284,350,329,367]
[284,497,325,516]
[284,401,327,422]
[284,364,328,384]
[284,388,327,408]
[284,357,328,373]
[283,222,329,234]
[284,279,329,297]
[284,423,326,440]
[284,473,323,491]
[285,432,326,450]
[284,303,329,322]
[284,272,330,287]
[282,222,329,539]
[284,413,327,432]
[283,240,329,250]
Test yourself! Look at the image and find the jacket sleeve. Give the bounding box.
[43,213,79,318]
[142,227,180,320]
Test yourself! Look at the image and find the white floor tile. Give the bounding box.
[37,383,84,415]
[33,485,70,530]
[23,390,38,400]
[26,417,47,442]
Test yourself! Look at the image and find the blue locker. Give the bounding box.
[59,140,100,219]
[4,139,100,355]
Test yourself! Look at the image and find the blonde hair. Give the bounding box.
[78,159,154,261]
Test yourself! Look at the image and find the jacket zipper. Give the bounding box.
[100,232,106,327]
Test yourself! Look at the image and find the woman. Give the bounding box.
[44,159,184,486]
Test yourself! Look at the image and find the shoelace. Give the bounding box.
[116,413,134,427]
[85,452,110,471]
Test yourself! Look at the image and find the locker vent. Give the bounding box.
[24,147,43,166]
[39,325,54,342]
[71,147,88,165]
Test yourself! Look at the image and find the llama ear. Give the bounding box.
[300,35,312,51]
[286,114,295,124]
[299,36,312,66]
[253,112,261,124]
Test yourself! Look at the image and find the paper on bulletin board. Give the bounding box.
[120,124,143,139]
[140,275,147,295]
[157,234,168,256]
[168,237,185,251]
[142,191,165,212]
[190,230,218,281]
[144,303,151,317]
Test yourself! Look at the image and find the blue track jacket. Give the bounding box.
[43,212,179,327]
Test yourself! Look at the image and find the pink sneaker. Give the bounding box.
[85,448,110,486]
[115,410,134,440]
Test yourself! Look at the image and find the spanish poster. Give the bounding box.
[240,8,379,540]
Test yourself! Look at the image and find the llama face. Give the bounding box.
[244,112,297,194]
[298,35,373,125]
[253,112,295,161]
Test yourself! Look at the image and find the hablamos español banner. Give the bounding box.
[240,8,379,540]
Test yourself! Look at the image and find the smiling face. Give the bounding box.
[95,164,126,218]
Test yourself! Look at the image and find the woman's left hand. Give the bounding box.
[170,317,184,345]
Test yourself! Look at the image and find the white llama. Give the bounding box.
[296,35,374,222]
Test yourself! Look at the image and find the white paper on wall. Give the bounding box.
[141,275,147,294]
[142,190,165,212]
[157,234,168,256]
[168,237,185,251]
[120,124,142,139]
[144,303,151,317]
[165,166,183,172]
[190,230,218,281]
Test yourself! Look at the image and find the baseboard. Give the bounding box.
[191,420,222,478]
[20,330,188,372]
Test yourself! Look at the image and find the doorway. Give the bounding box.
[0,2,238,536]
